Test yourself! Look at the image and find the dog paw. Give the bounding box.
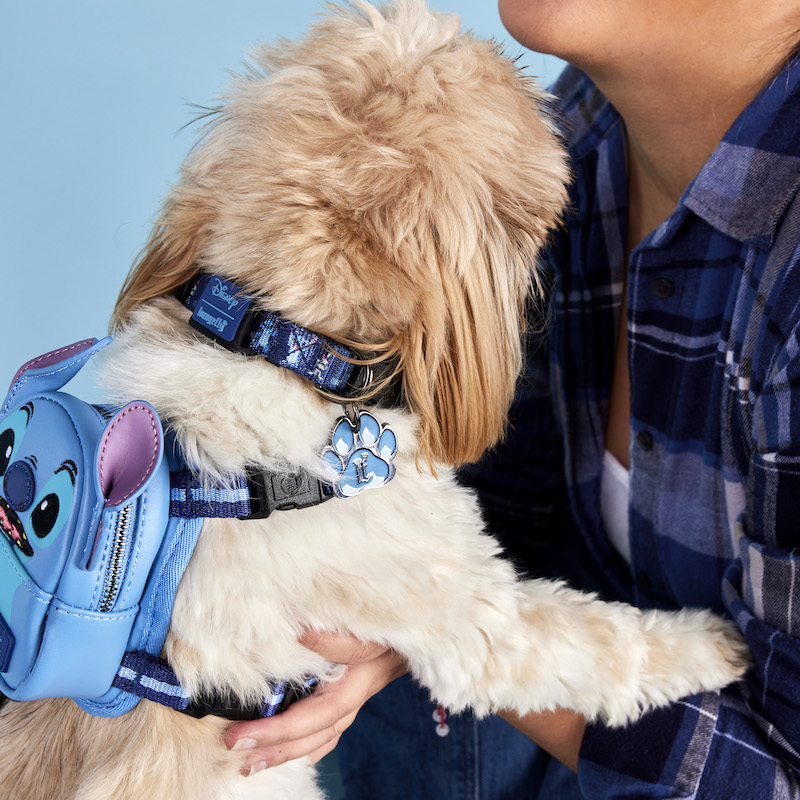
[322,410,397,497]
[631,609,751,721]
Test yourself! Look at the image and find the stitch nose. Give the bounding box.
[3,461,35,512]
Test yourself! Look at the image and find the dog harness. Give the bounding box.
[0,279,398,719]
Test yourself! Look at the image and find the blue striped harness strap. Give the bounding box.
[115,652,319,720]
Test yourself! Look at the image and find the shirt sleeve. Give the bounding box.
[578,215,800,798]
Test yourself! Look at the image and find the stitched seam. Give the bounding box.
[17,341,95,375]
[6,463,34,509]
[50,606,138,622]
[4,346,97,413]
[140,526,179,646]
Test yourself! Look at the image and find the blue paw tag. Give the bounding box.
[322,408,397,498]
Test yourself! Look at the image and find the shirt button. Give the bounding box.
[636,430,654,451]
[650,277,674,299]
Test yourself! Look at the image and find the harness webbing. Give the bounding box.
[113,651,191,710]
[168,468,334,521]
[113,651,319,719]
[169,471,251,518]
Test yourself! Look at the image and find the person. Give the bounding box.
[223,0,800,796]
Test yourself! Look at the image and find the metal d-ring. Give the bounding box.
[343,361,374,425]
[343,402,360,427]
[351,362,374,396]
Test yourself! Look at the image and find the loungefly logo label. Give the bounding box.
[189,275,253,344]
[210,278,242,312]
[195,308,229,333]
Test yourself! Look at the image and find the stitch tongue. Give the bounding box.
[0,499,31,556]
[0,503,19,541]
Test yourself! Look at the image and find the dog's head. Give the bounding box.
[113,0,569,468]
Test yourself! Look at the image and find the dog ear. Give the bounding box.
[111,190,215,331]
[395,217,542,469]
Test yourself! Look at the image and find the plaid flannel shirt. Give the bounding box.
[468,58,800,798]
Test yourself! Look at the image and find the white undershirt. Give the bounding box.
[600,449,631,563]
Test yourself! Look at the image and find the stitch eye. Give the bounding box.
[0,405,32,479]
[0,429,13,476]
[31,494,60,539]
[28,465,75,548]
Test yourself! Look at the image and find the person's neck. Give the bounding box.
[615,75,761,247]
[586,38,795,247]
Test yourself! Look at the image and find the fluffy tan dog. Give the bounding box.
[0,2,748,798]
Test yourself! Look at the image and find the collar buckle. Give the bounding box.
[239,469,334,520]
[182,695,267,720]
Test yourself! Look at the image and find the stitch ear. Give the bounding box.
[96,402,164,507]
[8,338,112,396]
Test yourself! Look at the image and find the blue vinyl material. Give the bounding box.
[0,339,176,713]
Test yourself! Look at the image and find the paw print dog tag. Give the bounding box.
[322,409,397,498]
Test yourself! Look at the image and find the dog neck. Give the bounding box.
[99,296,415,486]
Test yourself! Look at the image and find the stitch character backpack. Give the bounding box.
[0,338,196,716]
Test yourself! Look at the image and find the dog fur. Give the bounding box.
[0,2,749,798]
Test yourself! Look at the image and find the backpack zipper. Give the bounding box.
[98,503,133,612]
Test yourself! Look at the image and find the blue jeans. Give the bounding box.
[335,674,583,799]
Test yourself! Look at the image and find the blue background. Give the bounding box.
[1,1,563,397]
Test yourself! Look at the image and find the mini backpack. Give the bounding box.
[0,309,397,719]
[0,337,202,716]
[0,274,401,719]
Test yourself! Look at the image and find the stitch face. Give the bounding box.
[0,402,78,562]
[322,410,397,497]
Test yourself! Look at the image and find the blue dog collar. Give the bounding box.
[181,274,368,396]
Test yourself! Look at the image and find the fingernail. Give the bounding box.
[248,761,268,777]
[231,738,258,751]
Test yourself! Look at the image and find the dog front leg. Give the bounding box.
[398,575,749,727]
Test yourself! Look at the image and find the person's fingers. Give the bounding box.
[226,647,408,757]
[225,632,409,775]
[239,708,359,774]
[305,734,343,766]
[227,674,360,750]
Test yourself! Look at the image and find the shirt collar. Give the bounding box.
[554,58,800,249]
[682,57,800,247]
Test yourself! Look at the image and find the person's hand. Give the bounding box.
[224,630,408,776]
